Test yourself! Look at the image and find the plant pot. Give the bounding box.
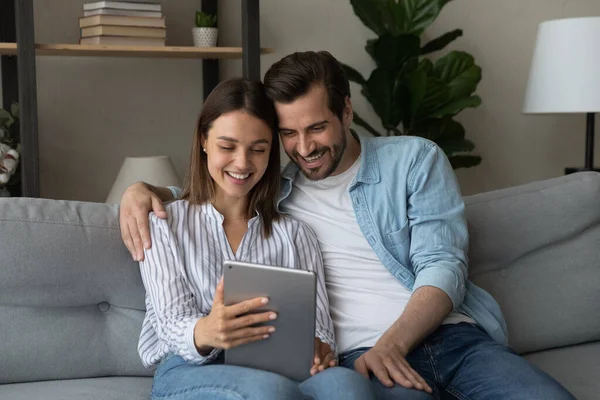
[192,27,218,47]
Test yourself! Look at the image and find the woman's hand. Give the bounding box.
[194,279,277,354]
[310,338,336,375]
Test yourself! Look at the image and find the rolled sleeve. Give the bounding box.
[408,144,469,309]
[412,264,466,309]
[184,320,221,365]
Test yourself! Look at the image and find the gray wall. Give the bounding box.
[23,1,600,200]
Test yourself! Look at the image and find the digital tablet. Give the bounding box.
[223,260,316,382]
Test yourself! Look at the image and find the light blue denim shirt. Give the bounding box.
[279,136,508,345]
[169,135,508,344]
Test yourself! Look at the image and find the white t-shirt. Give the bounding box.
[280,158,474,353]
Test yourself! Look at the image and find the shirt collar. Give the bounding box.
[202,202,260,227]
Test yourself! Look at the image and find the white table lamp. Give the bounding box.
[523,17,600,173]
[106,156,180,204]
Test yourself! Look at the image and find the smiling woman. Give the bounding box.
[133,77,375,400]
[205,115,272,199]
[181,78,281,237]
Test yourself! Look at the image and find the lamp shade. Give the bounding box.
[106,156,180,204]
[523,17,600,114]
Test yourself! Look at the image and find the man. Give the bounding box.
[120,51,575,399]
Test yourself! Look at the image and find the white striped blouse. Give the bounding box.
[137,200,336,368]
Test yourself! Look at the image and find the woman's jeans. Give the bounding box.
[151,352,375,400]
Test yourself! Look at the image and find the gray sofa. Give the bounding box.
[1,172,599,399]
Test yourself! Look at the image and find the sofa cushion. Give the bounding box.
[0,199,152,384]
[524,341,600,400]
[0,377,152,400]
[464,172,600,354]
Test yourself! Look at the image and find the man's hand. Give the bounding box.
[354,338,432,393]
[119,181,167,261]
[194,279,277,353]
[310,338,336,376]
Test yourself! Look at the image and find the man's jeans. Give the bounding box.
[151,352,375,400]
[339,323,576,400]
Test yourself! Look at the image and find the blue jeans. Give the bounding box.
[151,352,375,400]
[339,323,576,400]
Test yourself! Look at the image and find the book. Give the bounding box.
[83,1,161,12]
[79,15,166,28]
[79,35,166,46]
[81,25,166,38]
[83,8,162,18]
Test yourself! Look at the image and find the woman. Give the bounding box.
[137,78,374,400]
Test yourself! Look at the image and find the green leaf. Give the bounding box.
[10,102,19,119]
[341,63,367,85]
[437,138,476,156]
[391,72,409,128]
[0,109,14,128]
[415,77,450,119]
[449,154,481,169]
[383,0,407,34]
[421,29,462,55]
[394,0,453,35]
[365,69,395,126]
[404,67,428,121]
[365,38,377,61]
[353,112,382,137]
[400,57,420,76]
[371,33,421,70]
[384,0,409,34]
[195,11,216,27]
[433,51,481,101]
[412,117,465,141]
[431,95,481,118]
[350,0,386,35]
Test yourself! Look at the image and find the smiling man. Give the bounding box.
[120,51,576,400]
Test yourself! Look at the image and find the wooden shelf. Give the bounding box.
[0,43,274,59]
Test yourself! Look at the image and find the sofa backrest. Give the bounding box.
[1,172,599,383]
[0,199,151,384]
[464,172,600,354]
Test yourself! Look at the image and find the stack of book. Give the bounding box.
[79,1,166,46]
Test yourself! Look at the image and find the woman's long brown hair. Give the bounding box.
[180,78,281,237]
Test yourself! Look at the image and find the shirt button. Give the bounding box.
[97,302,111,312]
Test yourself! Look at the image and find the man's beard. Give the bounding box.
[295,131,347,181]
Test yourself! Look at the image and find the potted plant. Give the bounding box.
[193,11,218,47]
[342,0,482,169]
[0,102,20,197]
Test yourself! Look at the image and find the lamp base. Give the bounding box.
[565,167,600,175]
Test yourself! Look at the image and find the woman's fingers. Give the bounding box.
[226,309,277,329]
[225,296,271,318]
[224,325,275,341]
[224,333,270,350]
[318,351,335,372]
